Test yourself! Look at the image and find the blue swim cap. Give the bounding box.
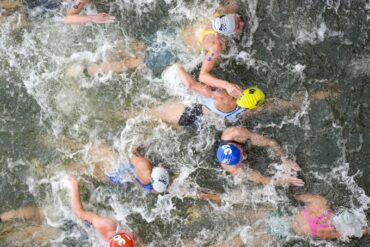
[217,144,241,165]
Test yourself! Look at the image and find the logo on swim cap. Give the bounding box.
[216,144,241,165]
[212,14,236,36]
[151,167,170,193]
[110,231,134,247]
[236,86,265,109]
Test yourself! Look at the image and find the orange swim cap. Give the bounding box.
[109,231,134,247]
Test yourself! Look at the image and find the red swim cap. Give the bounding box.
[109,231,134,247]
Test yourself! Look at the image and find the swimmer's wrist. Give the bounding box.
[223,80,232,89]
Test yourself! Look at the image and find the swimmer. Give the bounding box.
[181,0,244,97]
[63,140,219,201]
[145,65,264,127]
[212,193,369,246]
[64,0,115,24]
[292,193,369,239]
[105,146,171,194]
[65,142,170,193]
[216,126,304,186]
[65,38,175,77]
[69,175,137,246]
[114,65,338,128]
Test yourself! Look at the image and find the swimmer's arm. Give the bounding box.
[248,132,302,171]
[0,207,42,222]
[199,50,241,98]
[221,126,252,143]
[246,168,271,184]
[221,127,286,155]
[317,228,341,239]
[221,163,243,175]
[248,169,304,186]
[177,65,213,98]
[240,98,291,119]
[69,176,98,223]
[64,0,115,24]
[196,190,222,205]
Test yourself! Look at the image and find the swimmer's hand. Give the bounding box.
[225,82,242,98]
[277,176,305,187]
[69,175,79,186]
[90,13,116,24]
[281,157,301,171]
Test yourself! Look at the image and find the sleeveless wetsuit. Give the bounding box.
[177,98,246,127]
[134,177,153,191]
[201,97,245,122]
[107,163,153,192]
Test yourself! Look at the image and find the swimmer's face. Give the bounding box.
[233,15,244,33]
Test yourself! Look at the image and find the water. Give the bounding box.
[0,0,369,246]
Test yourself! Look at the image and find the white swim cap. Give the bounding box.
[151,167,169,193]
[212,14,236,36]
[332,208,366,238]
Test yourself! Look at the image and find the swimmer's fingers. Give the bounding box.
[91,13,116,24]
[281,158,301,171]
[225,83,242,98]
[231,85,242,98]
[281,176,305,187]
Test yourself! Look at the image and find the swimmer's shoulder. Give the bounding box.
[180,18,214,53]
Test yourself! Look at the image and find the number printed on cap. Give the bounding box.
[113,234,126,246]
[222,145,232,155]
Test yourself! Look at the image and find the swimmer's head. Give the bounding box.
[212,14,244,36]
[217,143,242,165]
[109,231,134,247]
[332,207,366,237]
[236,86,265,109]
[151,167,170,193]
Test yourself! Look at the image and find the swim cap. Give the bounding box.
[151,167,170,193]
[332,208,366,238]
[216,143,241,165]
[109,231,134,247]
[236,86,265,109]
[212,14,236,36]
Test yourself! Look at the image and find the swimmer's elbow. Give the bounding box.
[198,72,208,83]
[186,81,196,91]
[64,15,77,24]
[73,207,86,219]
[214,44,224,53]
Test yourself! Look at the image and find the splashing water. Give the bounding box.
[0,0,369,246]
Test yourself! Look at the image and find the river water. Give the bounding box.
[0,0,369,246]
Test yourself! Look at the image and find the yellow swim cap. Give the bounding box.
[236,86,265,109]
